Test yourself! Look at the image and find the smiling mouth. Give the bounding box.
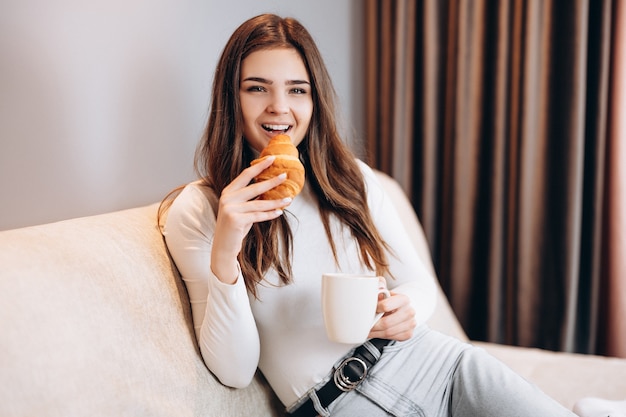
[262,124,291,133]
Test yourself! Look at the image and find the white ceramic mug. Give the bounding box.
[321,273,391,344]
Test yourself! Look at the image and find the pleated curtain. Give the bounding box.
[364,0,625,356]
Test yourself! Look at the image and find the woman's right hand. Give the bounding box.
[210,156,290,284]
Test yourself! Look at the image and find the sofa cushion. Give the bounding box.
[0,205,282,417]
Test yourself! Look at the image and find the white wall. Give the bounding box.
[0,0,364,230]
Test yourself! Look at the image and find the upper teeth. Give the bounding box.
[263,124,289,131]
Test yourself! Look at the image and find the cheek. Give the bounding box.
[239,93,266,120]
[239,99,255,124]
[296,101,314,124]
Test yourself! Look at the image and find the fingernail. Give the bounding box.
[278,173,287,179]
[281,197,292,204]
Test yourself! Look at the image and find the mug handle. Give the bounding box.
[372,282,391,326]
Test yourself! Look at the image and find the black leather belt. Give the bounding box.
[288,338,391,417]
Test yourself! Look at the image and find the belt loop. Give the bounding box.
[361,340,382,361]
[309,390,331,417]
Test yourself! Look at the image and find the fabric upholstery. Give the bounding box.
[0,206,282,417]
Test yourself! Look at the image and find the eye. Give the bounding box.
[290,87,308,95]
[246,85,267,93]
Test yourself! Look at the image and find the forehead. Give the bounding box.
[240,48,309,80]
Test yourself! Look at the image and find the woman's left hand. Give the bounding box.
[367,292,417,341]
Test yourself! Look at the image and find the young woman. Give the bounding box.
[161,13,576,417]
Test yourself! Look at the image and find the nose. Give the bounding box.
[267,92,289,114]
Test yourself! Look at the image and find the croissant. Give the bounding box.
[250,134,305,201]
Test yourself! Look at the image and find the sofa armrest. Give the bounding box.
[374,170,469,341]
[475,341,626,410]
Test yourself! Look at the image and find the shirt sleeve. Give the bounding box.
[359,162,438,326]
[162,184,260,388]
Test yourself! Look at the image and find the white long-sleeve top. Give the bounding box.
[163,161,437,408]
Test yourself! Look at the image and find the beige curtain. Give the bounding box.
[365,0,623,356]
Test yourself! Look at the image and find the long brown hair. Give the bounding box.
[161,14,390,297]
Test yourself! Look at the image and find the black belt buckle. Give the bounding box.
[333,356,368,391]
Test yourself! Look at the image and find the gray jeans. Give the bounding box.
[307,325,576,417]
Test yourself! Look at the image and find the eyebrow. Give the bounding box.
[242,77,310,85]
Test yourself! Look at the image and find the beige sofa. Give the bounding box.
[1,171,625,417]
